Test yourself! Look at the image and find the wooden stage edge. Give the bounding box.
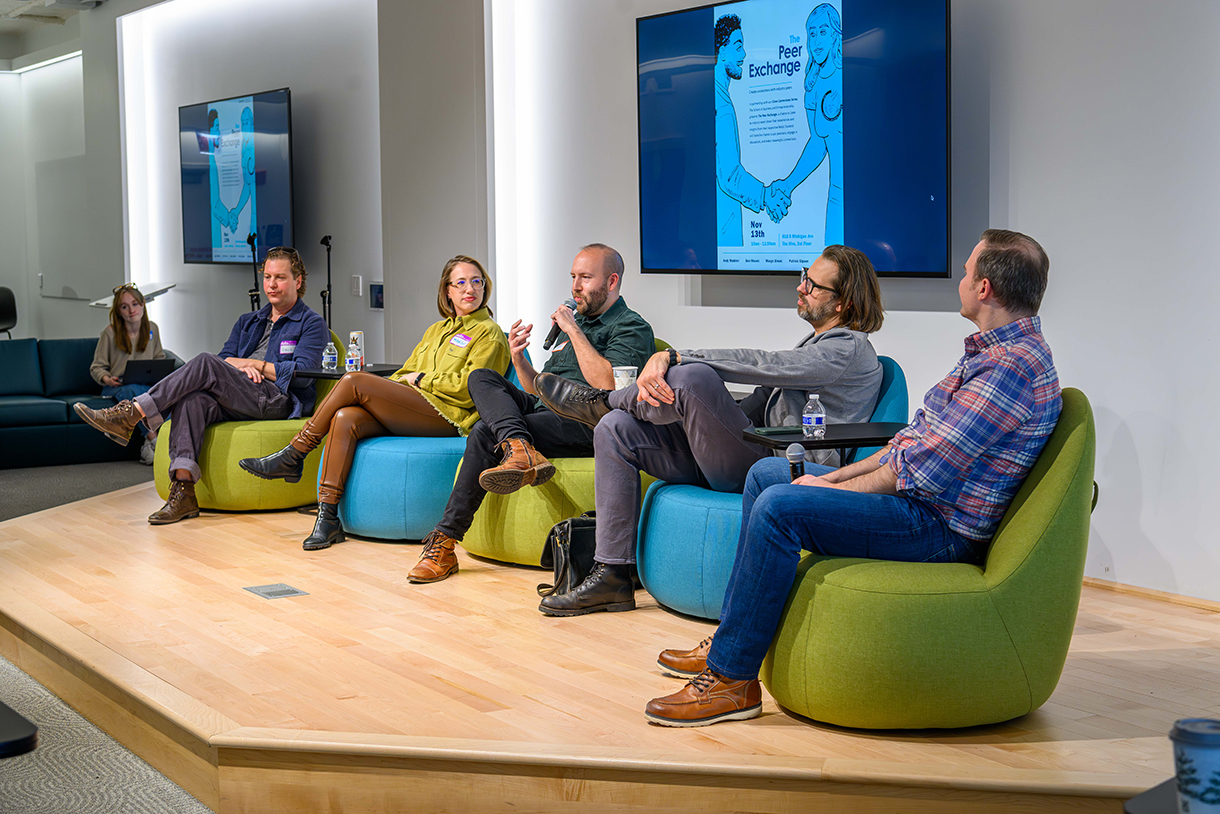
[0,486,1188,813]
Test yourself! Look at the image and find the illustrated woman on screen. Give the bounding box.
[775,4,843,245]
[238,256,510,553]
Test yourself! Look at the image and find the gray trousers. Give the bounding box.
[594,363,768,564]
[134,353,291,482]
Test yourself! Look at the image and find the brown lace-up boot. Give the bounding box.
[408,530,460,583]
[148,480,200,525]
[477,438,556,495]
[74,400,144,445]
[657,635,714,679]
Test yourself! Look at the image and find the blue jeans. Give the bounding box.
[706,456,987,681]
[101,383,155,437]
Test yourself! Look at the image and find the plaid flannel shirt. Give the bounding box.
[880,316,1061,541]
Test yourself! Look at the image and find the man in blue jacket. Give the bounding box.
[76,247,327,525]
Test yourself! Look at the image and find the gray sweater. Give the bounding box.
[679,327,883,463]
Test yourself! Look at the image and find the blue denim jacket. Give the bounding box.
[219,298,328,418]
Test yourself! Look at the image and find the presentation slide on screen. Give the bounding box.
[715,0,840,271]
[637,0,948,276]
[203,96,258,263]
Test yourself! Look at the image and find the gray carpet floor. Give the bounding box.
[1,461,211,812]
[0,460,155,523]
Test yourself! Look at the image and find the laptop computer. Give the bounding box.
[121,358,176,386]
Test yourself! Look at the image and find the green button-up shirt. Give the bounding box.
[541,297,655,387]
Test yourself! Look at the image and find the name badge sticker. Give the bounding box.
[278,340,297,356]
[551,340,570,353]
[449,333,472,349]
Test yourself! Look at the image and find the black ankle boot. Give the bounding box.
[303,502,345,551]
[239,443,308,483]
[538,562,636,616]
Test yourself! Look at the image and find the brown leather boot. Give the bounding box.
[148,480,200,525]
[408,530,460,583]
[74,400,144,445]
[657,635,714,679]
[477,438,556,495]
[644,668,762,727]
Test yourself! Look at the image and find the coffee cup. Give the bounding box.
[612,366,638,390]
[1171,718,1220,813]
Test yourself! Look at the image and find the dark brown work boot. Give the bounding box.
[644,668,762,727]
[408,530,460,583]
[148,480,200,525]
[658,635,714,679]
[74,400,144,445]
[477,438,556,495]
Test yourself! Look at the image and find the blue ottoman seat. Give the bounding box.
[635,355,908,621]
[337,435,468,541]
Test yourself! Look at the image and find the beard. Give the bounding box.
[726,61,743,81]
[798,295,838,326]
[577,283,609,316]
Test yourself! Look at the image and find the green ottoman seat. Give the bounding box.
[153,336,341,511]
[154,417,328,511]
[761,388,1096,729]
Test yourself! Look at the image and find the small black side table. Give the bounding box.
[0,699,37,758]
[295,364,401,380]
[743,422,907,466]
[1124,779,1176,814]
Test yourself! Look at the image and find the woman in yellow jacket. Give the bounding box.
[239,255,510,550]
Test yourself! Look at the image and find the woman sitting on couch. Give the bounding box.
[89,284,167,465]
[239,255,510,554]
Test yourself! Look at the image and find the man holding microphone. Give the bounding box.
[408,243,655,584]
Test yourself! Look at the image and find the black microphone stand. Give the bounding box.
[320,235,333,327]
[246,232,260,311]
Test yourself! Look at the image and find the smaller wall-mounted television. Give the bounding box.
[637,0,950,277]
[178,87,295,264]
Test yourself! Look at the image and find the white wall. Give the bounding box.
[488,0,1220,602]
[377,0,491,363]
[118,0,384,360]
[0,55,110,341]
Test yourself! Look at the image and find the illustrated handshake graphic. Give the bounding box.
[762,182,792,223]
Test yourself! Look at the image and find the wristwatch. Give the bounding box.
[668,348,679,367]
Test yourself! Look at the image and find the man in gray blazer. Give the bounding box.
[535,245,887,616]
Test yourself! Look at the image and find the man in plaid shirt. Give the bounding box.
[646,229,1062,728]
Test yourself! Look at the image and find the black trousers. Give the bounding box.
[435,368,594,540]
[134,353,291,482]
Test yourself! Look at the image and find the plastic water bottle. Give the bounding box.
[322,342,338,371]
[345,345,361,372]
[802,393,826,439]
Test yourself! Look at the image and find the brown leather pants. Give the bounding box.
[294,372,457,505]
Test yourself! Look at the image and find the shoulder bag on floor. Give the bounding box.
[537,512,596,597]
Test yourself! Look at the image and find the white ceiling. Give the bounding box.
[0,1,77,36]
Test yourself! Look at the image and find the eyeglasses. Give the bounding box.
[267,246,300,258]
[448,277,486,290]
[800,268,839,296]
[113,283,140,294]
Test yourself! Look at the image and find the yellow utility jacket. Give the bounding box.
[389,307,511,435]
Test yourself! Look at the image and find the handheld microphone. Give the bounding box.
[320,235,332,247]
[543,298,579,350]
[786,443,806,482]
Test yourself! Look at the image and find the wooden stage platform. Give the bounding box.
[0,483,1215,812]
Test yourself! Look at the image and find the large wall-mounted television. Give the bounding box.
[638,0,949,277]
[178,87,295,265]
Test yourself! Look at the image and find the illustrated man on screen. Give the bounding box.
[715,13,790,246]
[208,109,231,243]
